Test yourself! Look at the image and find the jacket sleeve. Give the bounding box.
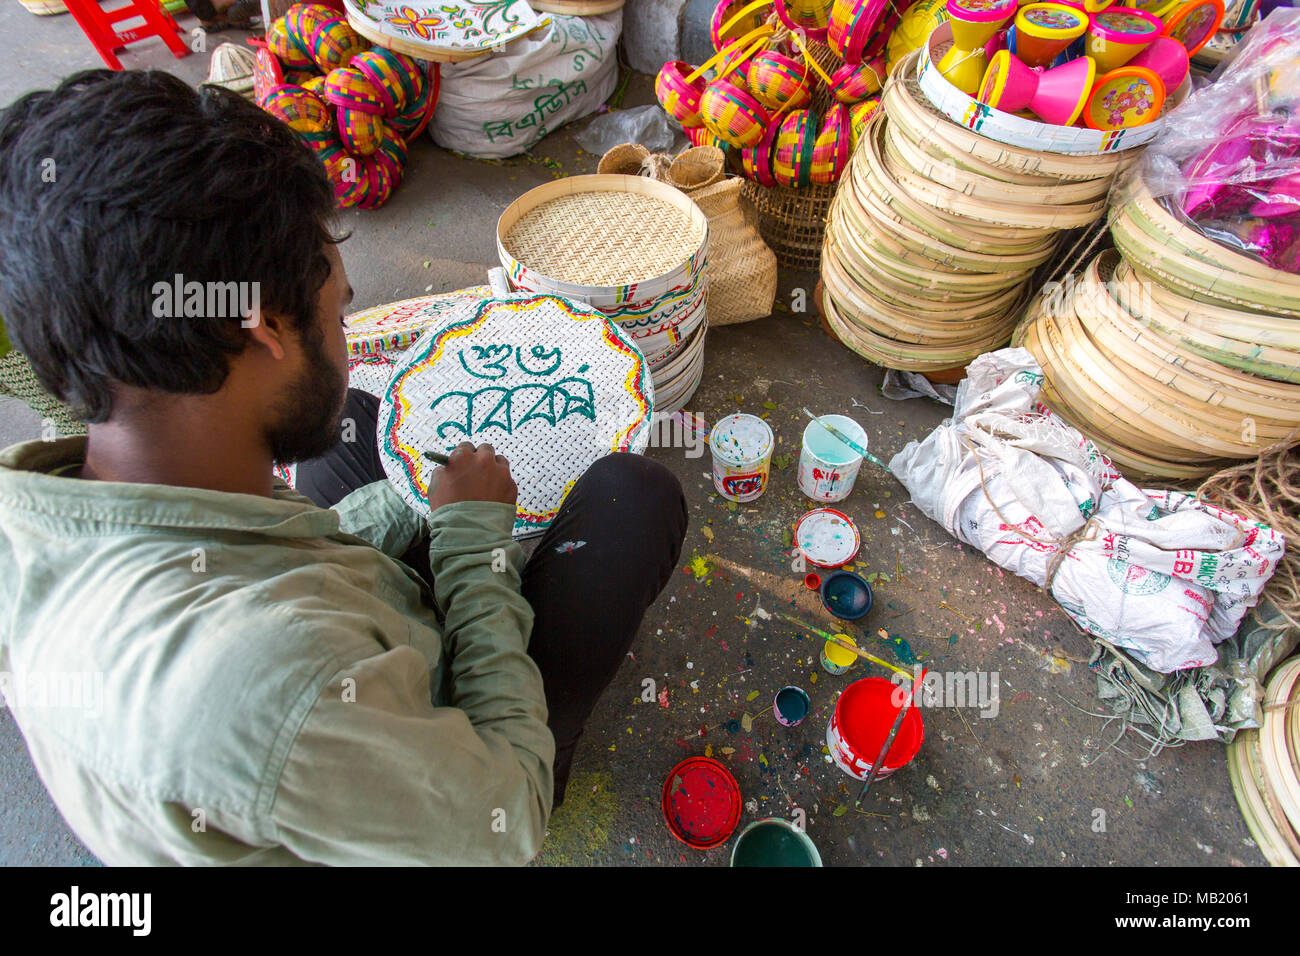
[268,500,553,865]
[330,479,427,559]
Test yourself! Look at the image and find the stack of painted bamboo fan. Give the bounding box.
[820,54,1123,373]
[1015,183,1300,481]
[1228,656,1300,867]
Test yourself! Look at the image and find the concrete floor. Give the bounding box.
[0,10,1263,867]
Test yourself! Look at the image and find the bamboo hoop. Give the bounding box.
[1111,267,1300,384]
[885,60,1130,182]
[883,120,1113,207]
[1228,728,1300,867]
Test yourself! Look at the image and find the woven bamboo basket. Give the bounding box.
[742,179,835,271]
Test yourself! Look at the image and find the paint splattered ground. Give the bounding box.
[539,278,1263,867]
[0,50,1261,865]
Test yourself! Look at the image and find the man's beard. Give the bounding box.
[267,325,348,465]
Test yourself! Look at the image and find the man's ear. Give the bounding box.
[243,309,291,362]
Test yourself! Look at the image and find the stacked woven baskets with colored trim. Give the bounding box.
[253,2,439,209]
[656,0,896,268]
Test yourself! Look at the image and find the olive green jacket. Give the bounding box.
[0,437,553,865]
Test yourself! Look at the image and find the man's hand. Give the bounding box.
[427,442,517,512]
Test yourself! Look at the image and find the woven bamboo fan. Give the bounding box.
[380,295,653,539]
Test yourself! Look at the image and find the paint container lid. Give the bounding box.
[662,757,742,849]
[708,413,775,467]
[794,508,861,568]
[820,570,874,620]
[803,572,822,590]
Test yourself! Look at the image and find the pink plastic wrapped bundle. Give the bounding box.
[1130,8,1300,272]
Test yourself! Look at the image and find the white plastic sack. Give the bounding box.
[430,11,622,159]
[890,348,1285,673]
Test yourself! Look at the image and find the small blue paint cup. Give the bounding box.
[773,685,811,727]
[820,570,874,621]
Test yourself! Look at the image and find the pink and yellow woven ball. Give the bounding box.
[656,61,707,129]
[711,0,768,51]
[309,15,370,73]
[848,97,879,151]
[775,0,834,42]
[810,103,850,184]
[699,77,771,149]
[739,124,779,187]
[828,0,889,64]
[828,56,885,102]
[685,125,730,150]
[261,86,331,135]
[772,108,817,187]
[747,51,812,111]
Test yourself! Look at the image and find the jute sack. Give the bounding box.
[689,178,777,326]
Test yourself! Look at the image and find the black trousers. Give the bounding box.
[296,389,687,804]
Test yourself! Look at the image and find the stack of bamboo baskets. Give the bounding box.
[1228,656,1300,867]
[820,53,1127,373]
[1015,181,1300,481]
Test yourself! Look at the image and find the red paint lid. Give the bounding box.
[661,757,742,849]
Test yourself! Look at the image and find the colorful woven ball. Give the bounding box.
[772,108,817,187]
[699,77,771,149]
[309,15,369,73]
[711,0,768,50]
[739,123,779,187]
[810,103,850,184]
[685,125,730,150]
[848,97,879,151]
[300,74,326,97]
[828,56,884,102]
[828,0,889,63]
[353,47,425,114]
[262,85,332,135]
[747,51,812,111]
[775,0,834,41]
[267,16,314,70]
[283,4,337,64]
[656,61,708,129]
[322,67,385,114]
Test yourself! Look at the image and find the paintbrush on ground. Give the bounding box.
[705,553,843,629]
[775,612,913,679]
[801,408,892,474]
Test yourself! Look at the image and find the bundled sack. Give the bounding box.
[890,348,1285,673]
[430,11,621,159]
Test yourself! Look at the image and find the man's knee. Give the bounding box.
[585,453,685,514]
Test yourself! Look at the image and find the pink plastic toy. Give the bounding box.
[978,49,1097,126]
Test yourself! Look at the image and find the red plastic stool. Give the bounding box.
[62,0,191,70]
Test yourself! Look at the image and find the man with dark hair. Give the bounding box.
[0,70,686,865]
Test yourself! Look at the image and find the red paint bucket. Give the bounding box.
[826,678,924,781]
[662,757,742,849]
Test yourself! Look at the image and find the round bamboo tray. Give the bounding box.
[17,0,66,12]
[1228,656,1300,868]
